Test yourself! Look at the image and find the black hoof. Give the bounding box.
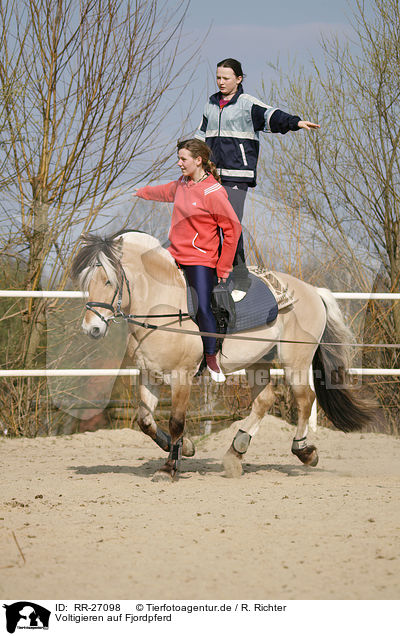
[292,444,319,467]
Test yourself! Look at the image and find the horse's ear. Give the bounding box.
[113,236,124,259]
[80,233,90,245]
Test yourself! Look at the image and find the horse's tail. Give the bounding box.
[312,288,377,432]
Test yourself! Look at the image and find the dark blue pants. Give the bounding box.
[222,182,248,260]
[221,182,250,289]
[180,264,217,355]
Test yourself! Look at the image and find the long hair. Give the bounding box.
[177,138,220,182]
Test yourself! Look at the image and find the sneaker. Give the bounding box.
[231,272,251,301]
[205,354,226,382]
[231,289,247,302]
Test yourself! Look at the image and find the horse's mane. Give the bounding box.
[70,230,169,291]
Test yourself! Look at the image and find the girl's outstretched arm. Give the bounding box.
[132,180,178,202]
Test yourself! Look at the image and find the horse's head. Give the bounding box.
[71,233,131,339]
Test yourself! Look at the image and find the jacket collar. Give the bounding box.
[210,84,243,106]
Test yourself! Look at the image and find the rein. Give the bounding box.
[85,261,191,327]
[120,315,400,349]
[85,263,400,350]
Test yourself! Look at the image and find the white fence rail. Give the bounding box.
[1,290,400,300]
[1,290,399,430]
[1,289,399,380]
[0,291,86,298]
[2,367,400,378]
[2,290,400,301]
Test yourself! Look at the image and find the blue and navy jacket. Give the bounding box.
[195,86,301,187]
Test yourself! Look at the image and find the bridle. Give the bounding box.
[85,261,132,325]
[85,260,189,327]
[84,260,400,349]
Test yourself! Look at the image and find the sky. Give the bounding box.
[95,0,374,262]
[181,0,360,129]
[1,0,377,277]
[134,0,378,278]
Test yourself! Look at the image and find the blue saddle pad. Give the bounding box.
[186,272,278,334]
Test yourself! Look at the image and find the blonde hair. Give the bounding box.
[177,138,220,182]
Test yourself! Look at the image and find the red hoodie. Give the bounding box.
[135,174,242,278]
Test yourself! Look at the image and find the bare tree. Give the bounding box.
[0,0,196,367]
[260,0,399,298]
[257,0,400,429]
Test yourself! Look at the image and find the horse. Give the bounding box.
[71,230,376,480]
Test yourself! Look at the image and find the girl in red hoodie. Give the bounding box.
[133,139,242,381]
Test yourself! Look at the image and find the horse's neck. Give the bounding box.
[122,243,186,312]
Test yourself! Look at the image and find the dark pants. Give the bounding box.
[180,264,217,355]
[222,181,250,290]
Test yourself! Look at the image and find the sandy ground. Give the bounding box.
[0,415,399,600]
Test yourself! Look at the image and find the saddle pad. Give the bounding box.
[186,272,278,334]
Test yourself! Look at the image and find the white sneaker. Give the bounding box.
[205,354,226,382]
[231,289,246,302]
[207,366,226,382]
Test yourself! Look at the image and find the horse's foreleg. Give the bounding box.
[138,376,195,458]
[153,373,192,481]
[290,381,319,466]
[137,379,165,444]
[224,369,275,477]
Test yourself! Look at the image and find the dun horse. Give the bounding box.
[71,230,375,480]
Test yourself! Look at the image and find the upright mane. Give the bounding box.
[71,229,181,292]
[71,233,124,291]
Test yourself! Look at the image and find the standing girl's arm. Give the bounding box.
[194,101,211,142]
[194,114,208,142]
[250,100,319,135]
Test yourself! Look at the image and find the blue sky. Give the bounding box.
[182,0,359,126]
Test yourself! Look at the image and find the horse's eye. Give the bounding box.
[105,280,112,286]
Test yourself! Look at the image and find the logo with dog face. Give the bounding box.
[3,602,50,633]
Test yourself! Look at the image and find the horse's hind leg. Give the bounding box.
[138,374,195,459]
[223,367,275,477]
[289,372,319,467]
[153,372,193,481]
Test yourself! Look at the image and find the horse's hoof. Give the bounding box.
[182,436,195,457]
[292,444,319,467]
[151,469,174,483]
[223,446,243,478]
[152,456,181,482]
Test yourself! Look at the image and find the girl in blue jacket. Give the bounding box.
[195,58,319,298]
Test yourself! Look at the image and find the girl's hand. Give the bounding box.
[132,188,139,197]
[298,120,320,130]
[218,277,227,283]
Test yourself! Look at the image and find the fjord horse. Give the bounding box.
[71,230,375,480]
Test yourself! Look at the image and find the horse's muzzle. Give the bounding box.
[82,315,108,339]
[88,325,103,339]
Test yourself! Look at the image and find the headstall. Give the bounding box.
[85,261,189,327]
